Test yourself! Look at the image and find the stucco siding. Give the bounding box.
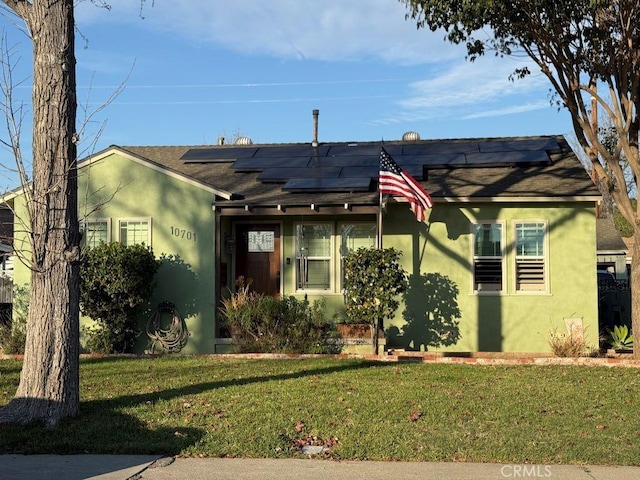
[81,152,218,353]
[383,202,598,353]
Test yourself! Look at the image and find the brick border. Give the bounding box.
[2,352,640,367]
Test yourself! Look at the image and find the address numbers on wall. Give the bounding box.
[170,226,197,242]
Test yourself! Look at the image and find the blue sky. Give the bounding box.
[0,0,575,190]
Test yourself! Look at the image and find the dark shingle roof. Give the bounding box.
[597,218,628,253]
[115,134,599,208]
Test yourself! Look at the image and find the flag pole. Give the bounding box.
[375,146,384,356]
[377,191,383,250]
[377,142,384,250]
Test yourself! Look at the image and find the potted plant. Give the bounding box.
[342,247,407,354]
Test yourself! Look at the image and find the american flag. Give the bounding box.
[379,146,433,222]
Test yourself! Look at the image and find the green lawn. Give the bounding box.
[0,356,639,465]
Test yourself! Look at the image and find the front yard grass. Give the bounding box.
[0,356,639,465]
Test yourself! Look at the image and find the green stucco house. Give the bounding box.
[10,130,603,354]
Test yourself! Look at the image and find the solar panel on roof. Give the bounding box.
[402,165,423,179]
[480,138,559,153]
[402,142,479,156]
[308,156,379,168]
[400,153,465,167]
[339,166,379,178]
[326,144,386,157]
[232,157,311,171]
[181,147,258,162]
[258,167,341,182]
[283,177,372,192]
[253,145,331,157]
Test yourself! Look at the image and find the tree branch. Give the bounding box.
[1,0,31,20]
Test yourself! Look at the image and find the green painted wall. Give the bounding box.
[382,202,598,353]
[13,151,218,354]
[80,153,218,353]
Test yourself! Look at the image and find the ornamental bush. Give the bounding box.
[219,276,339,354]
[80,242,161,353]
[342,247,407,328]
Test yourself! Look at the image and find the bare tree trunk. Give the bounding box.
[632,233,640,359]
[0,0,80,427]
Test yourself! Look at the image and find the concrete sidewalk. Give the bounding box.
[2,455,640,480]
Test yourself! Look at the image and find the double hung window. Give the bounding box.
[295,224,332,291]
[473,223,503,292]
[515,222,547,292]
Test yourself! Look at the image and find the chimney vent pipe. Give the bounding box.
[312,109,319,147]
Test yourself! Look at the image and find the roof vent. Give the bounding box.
[312,109,319,147]
[402,131,421,141]
[235,136,253,145]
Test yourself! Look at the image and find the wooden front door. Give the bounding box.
[234,224,281,297]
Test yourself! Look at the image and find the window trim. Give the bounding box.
[472,221,505,295]
[80,217,111,248]
[513,220,549,294]
[294,222,334,293]
[117,217,152,246]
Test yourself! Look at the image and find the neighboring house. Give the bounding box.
[0,204,13,324]
[596,217,631,331]
[596,218,628,279]
[10,125,602,354]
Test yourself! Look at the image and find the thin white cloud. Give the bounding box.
[75,0,464,65]
[462,101,552,120]
[400,58,547,110]
[368,56,552,126]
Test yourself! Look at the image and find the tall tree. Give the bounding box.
[0,0,80,426]
[400,0,640,357]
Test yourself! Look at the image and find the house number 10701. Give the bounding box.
[171,227,197,242]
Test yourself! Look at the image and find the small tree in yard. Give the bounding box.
[343,247,408,353]
[80,242,161,353]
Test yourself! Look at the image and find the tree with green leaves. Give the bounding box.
[343,247,408,353]
[400,0,640,357]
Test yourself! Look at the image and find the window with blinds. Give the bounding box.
[515,222,546,292]
[473,223,503,292]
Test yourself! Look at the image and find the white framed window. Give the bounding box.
[118,218,152,246]
[81,218,111,249]
[473,222,504,293]
[295,223,332,291]
[339,223,377,291]
[515,221,547,292]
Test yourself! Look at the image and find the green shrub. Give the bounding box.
[220,277,338,354]
[80,242,161,353]
[0,284,29,355]
[342,247,407,327]
[606,325,633,350]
